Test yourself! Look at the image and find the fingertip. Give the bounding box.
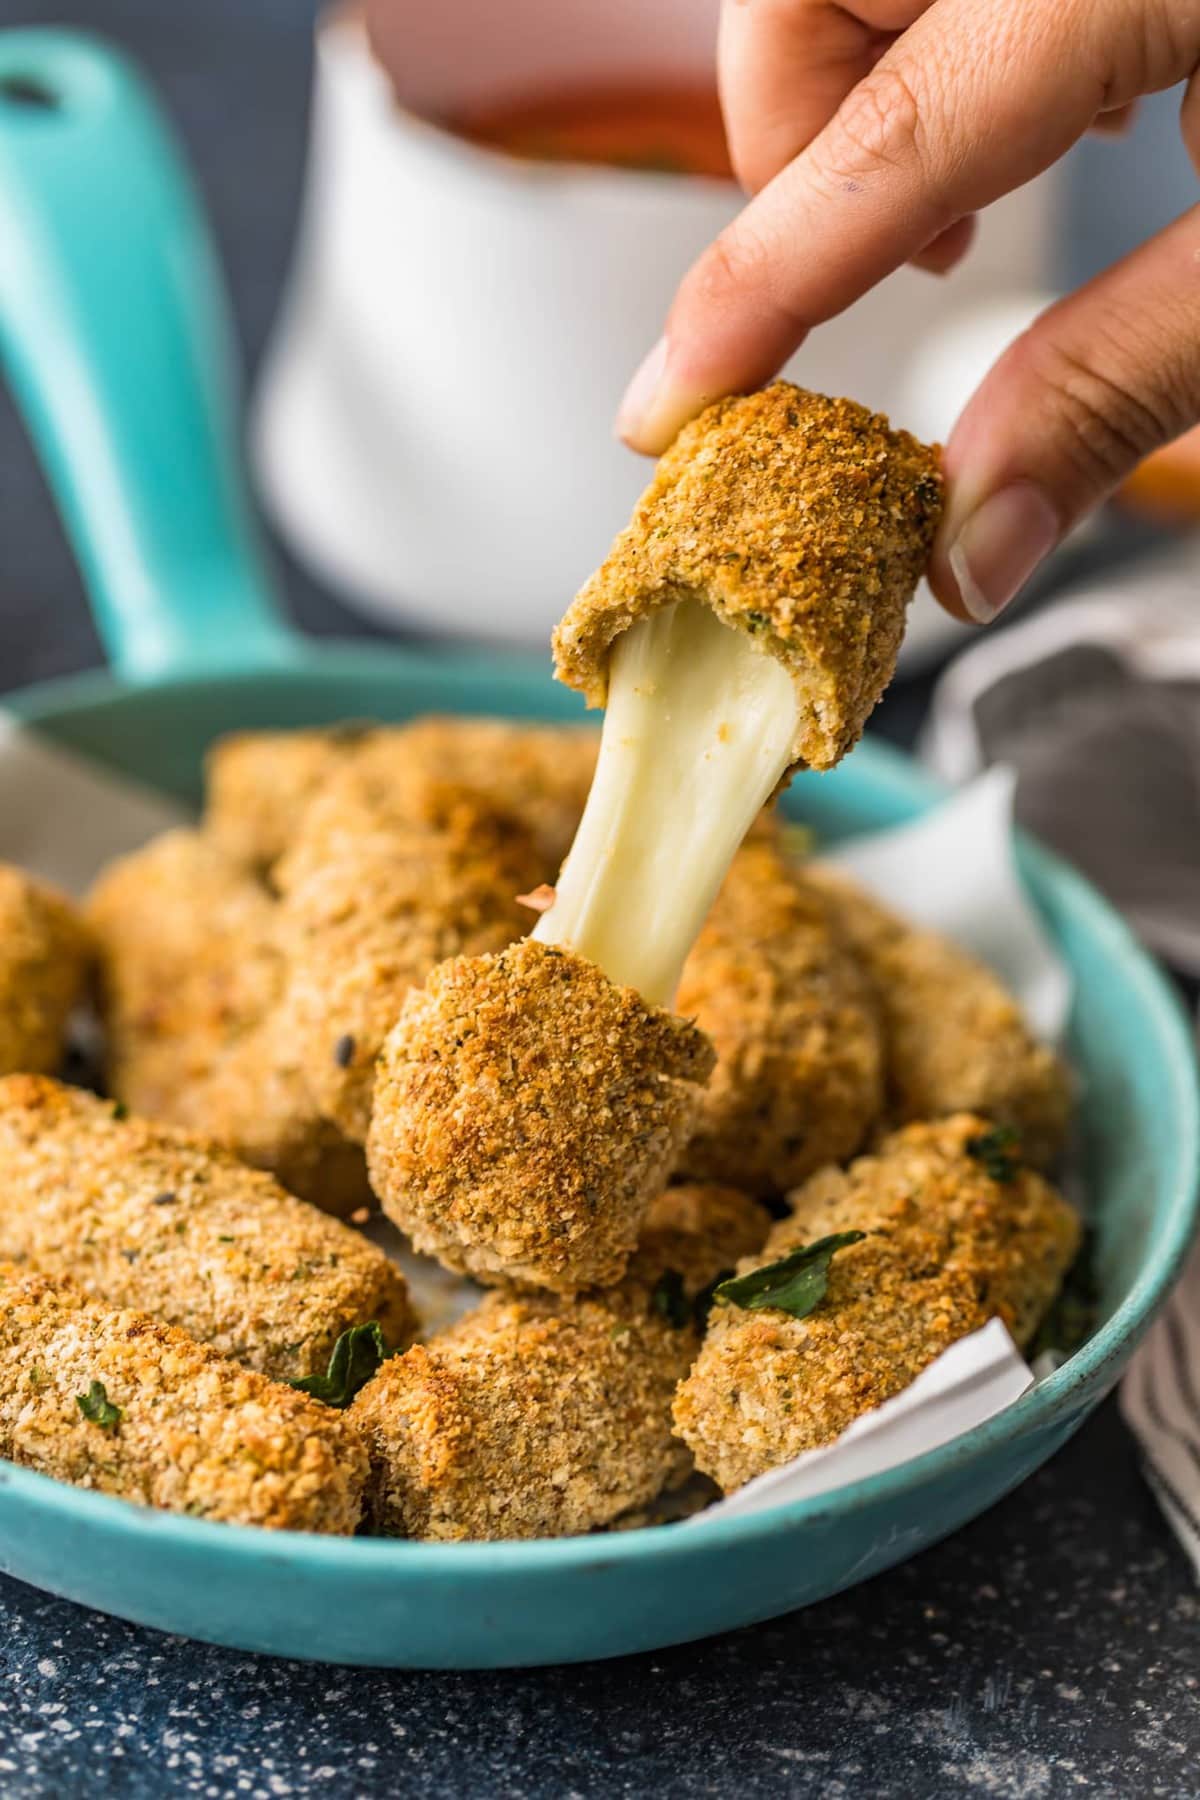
[911,215,978,278]
[615,339,718,456]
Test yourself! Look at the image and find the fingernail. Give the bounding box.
[947,482,1061,624]
[616,337,707,454]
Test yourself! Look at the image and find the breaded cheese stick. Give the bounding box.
[554,383,942,774]
[87,829,369,1215]
[351,1184,770,1540]
[368,940,716,1291]
[0,865,92,1077]
[0,1077,415,1382]
[536,384,943,1008]
[673,1115,1080,1492]
[0,1264,366,1532]
[276,764,537,1143]
[807,866,1072,1167]
[676,839,884,1195]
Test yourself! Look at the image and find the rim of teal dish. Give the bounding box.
[3,661,1198,1579]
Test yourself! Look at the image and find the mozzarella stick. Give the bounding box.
[351,1184,770,1540]
[368,940,715,1291]
[0,1264,366,1532]
[676,839,884,1194]
[0,1077,415,1382]
[808,866,1072,1167]
[87,829,369,1216]
[674,1115,1081,1492]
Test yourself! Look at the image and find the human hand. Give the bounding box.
[616,0,1200,623]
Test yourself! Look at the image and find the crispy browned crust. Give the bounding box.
[206,717,597,881]
[673,1115,1080,1492]
[367,939,716,1292]
[366,717,598,876]
[676,842,884,1194]
[0,1263,366,1532]
[553,383,942,770]
[0,865,92,1077]
[0,1076,416,1382]
[86,829,369,1216]
[808,866,1072,1167]
[350,1184,770,1540]
[205,727,363,873]
[275,762,538,1143]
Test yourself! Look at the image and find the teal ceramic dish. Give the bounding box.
[0,30,1196,1669]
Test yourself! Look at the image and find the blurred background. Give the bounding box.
[3,0,1200,965]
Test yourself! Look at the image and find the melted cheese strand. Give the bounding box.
[533,600,797,1005]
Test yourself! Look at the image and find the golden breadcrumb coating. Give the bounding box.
[87,830,369,1215]
[371,716,598,877]
[0,1264,366,1532]
[676,841,884,1194]
[0,1076,415,1382]
[0,865,92,1077]
[276,762,537,1143]
[554,383,942,770]
[351,1184,770,1540]
[206,717,597,881]
[673,1114,1080,1492]
[205,726,364,873]
[368,939,716,1292]
[808,866,1072,1167]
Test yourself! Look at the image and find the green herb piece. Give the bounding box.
[76,1380,121,1432]
[289,1323,388,1408]
[965,1125,1021,1183]
[713,1231,866,1321]
[111,1101,128,1122]
[650,1269,691,1329]
[1029,1228,1098,1360]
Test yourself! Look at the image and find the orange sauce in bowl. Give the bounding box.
[451,84,734,180]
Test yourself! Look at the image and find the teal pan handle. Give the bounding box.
[0,30,297,682]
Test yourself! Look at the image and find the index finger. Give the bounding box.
[620,0,1180,453]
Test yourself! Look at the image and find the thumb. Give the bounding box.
[930,204,1200,624]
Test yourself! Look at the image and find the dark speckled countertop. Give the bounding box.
[0,2,1197,1793]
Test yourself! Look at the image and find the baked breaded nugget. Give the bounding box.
[368,939,716,1291]
[676,840,883,1194]
[206,717,597,881]
[0,865,91,1077]
[351,1184,770,1540]
[0,1077,415,1382]
[808,866,1072,1167]
[673,1115,1080,1492]
[0,1264,365,1532]
[205,726,364,873]
[87,829,369,1215]
[276,762,538,1142]
[554,382,942,770]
